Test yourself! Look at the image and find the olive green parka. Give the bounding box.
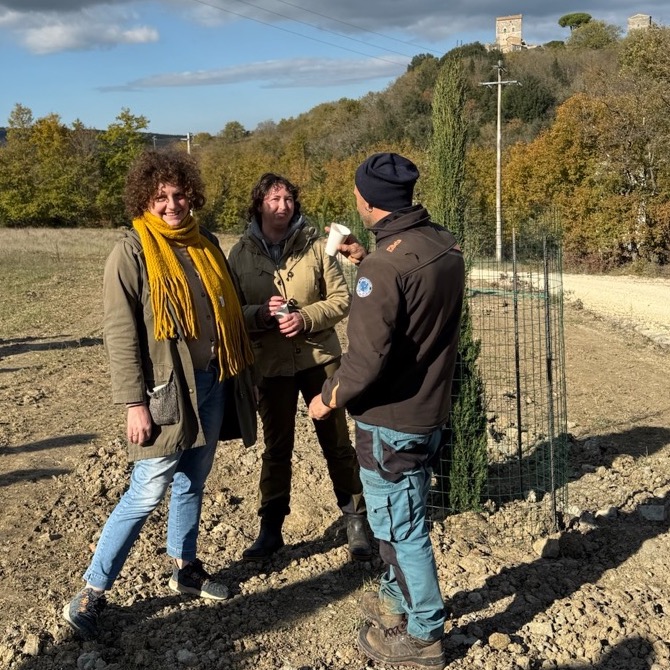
[103,228,256,462]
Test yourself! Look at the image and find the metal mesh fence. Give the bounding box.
[329,210,568,536]
[430,212,569,535]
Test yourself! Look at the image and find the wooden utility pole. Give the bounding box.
[182,132,192,154]
[479,61,520,262]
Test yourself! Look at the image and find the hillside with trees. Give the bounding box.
[1,19,669,271]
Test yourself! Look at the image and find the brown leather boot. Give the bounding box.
[357,622,446,669]
[360,591,406,629]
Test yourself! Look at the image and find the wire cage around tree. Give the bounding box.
[430,211,569,536]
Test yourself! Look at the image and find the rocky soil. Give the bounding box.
[1,229,669,670]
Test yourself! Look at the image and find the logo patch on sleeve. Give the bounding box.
[356,276,373,297]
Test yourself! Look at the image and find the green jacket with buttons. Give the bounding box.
[227,218,351,379]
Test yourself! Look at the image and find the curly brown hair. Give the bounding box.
[247,172,301,221]
[124,148,206,218]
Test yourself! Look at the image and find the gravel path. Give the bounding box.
[563,274,670,346]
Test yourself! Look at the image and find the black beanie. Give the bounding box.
[355,152,419,212]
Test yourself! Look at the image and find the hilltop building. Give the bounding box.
[628,13,653,31]
[493,14,538,53]
[496,14,523,52]
[489,12,655,53]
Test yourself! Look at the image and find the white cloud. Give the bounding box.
[23,22,157,54]
[0,3,156,53]
[102,57,408,91]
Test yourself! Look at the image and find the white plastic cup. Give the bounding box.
[325,223,351,256]
[274,302,290,320]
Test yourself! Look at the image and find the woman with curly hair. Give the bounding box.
[62,148,256,640]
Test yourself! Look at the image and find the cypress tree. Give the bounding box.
[428,58,488,513]
[428,57,467,233]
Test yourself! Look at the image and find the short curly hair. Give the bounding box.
[247,172,301,222]
[124,148,206,218]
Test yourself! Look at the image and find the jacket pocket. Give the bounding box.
[147,370,180,426]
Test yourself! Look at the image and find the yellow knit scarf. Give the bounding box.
[132,211,253,380]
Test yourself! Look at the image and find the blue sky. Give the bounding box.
[0,1,666,136]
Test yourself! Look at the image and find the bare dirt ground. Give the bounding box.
[0,229,669,670]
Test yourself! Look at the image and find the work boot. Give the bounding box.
[242,518,285,560]
[358,621,446,669]
[360,591,406,629]
[346,514,372,561]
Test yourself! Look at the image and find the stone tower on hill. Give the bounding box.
[496,14,523,53]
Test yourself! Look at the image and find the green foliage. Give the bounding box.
[443,42,491,61]
[0,105,38,226]
[95,108,149,227]
[544,40,566,50]
[427,58,467,237]
[0,105,99,227]
[218,121,248,143]
[566,20,621,50]
[407,53,437,72]
[447,299,489,511]
[503,75,556,123]
[427,57,488,513]
[558,13,592,31]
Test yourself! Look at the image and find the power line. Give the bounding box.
[188,0,415,65]
[224,0,418,58]
[271,0,441,55]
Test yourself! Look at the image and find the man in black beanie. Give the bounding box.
[309,152,465,668]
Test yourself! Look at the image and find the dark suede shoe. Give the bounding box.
[346,514,372,561]
[242,521,284,560]
[169,558,229,600]
[360,591,406,629]
[358,621,446,669]
[62,587,107,640]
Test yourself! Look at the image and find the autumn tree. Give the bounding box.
[619,25,670,89]
[197,139,264,231]
[566,20,621,50]
[0,106,99,226]
[30,114,99,226]
[96,108,149,227]
[218,121,248,143]
[0,105,37,225]
[502,93,639,267]
[600,26,670,262]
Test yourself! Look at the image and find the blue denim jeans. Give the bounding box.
[355,421,445,642]
[84,368,226,590]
